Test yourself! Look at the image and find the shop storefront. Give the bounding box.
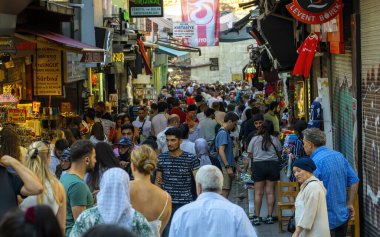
[360,0,380,235]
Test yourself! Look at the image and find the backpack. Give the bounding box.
[208,128,226,171]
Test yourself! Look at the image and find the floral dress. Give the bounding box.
[69,206,154,237]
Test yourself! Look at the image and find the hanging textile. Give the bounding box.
[292,34,320,78]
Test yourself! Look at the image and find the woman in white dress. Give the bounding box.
[20,141,66,233]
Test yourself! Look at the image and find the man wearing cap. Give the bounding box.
[116,137,134,179]
[302,128,359,237]
[56,148,72,179]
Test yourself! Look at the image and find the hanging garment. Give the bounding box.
[308,99,323,129]
[292,34,320,78]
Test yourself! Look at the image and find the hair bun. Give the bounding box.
[143,161,156,173]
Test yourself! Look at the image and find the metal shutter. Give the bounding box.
[360,0,380,235]
[332,50,354,166]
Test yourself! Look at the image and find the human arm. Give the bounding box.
[345,159,360,220]
[292,226,304,237]
[72,206,87,221]
[155,171,163,188]
[160,194,172,234]
[347,182,359,220]
[56,183,67,234]
[0,155,43,196]
[218,145,234,177]
[296,184,320,230]
[68,182,93,221]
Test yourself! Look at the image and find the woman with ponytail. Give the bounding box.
[20,141,66,233]
[130,145,172,237]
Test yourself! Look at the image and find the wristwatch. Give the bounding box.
[225,165,231,169]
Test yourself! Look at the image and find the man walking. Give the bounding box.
[132,107,151,144]
[302,128,359,237]
[169,165,256,237]
[215,112,239,198]
[155,127,200,237]
[157,115,180,153]
[60,140,96,236]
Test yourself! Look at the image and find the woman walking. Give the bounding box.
[248,120,282,225]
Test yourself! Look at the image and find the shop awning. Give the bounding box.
[156,46,191,62]
[148,17,173,30]
[14,29,105,63]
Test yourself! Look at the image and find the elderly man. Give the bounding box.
[302,128,359,237]
[169,165,256,237]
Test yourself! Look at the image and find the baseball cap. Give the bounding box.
[61,148,71,161]
[116,137,133,147]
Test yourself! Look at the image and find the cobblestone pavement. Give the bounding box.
[229,179,292,237]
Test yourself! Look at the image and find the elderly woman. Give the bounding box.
[194,139,212,167]
[70,168,154,237]
[292,158,330,237]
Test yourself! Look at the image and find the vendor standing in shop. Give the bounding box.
[264,102,280,135]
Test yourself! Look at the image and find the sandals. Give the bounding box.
[252,216,261,226]
[265,215,274,224]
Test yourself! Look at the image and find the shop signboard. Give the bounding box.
[181,0,220,47]
[173,22,196,39]
[232,74,242,81]
[129,0,164,17]
[61,102,72,113]
[66,52,87,83]
[35,45,63,96]
[32,101,41,113]
[7,108,26,124]
[286,0,343,25]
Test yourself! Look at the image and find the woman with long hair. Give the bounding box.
[86,142,120,192]
[90,122,107,145]
[130,145,172,236]
[20,141,66,233]
[247,120,282,225]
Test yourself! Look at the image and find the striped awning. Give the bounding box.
[155,46,190,62]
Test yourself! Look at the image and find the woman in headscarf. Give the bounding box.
[70,168,154,237]
[194,138,212,167]
[292,158,330,237]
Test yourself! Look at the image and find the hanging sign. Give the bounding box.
[32,101,41,113]
[181,0,220,47]
[61,102,72,113]
[286,0,343,25]
[173,22,196,39]
[35,45,63,96]
[129,0,164,17]
[7,108,27,123]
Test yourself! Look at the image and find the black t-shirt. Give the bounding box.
[0,166,23,219]
[157,151,200,204]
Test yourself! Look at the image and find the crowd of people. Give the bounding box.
[0,82,359,237]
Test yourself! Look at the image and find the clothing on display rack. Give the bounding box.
[292,34,320,78]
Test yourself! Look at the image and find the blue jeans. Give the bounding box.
[161,203,185,237]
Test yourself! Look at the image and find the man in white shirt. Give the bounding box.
[169,165,257,237]
[132,106,151,144]
[151,102,168,136]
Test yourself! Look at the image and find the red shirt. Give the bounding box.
[169,107,187,123]
[186,97,195,105]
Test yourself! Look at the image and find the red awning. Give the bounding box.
[15,29,105,63]
[137,38,152,75]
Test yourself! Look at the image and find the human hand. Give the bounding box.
[292,233,299,237]
[347,204,355,221]
[0,155,16,167]
[227,167,235,178]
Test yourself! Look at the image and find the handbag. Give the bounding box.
[287,215,296,233]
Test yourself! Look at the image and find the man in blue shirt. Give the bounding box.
[169,165,257,237]
[302,128,359,237]
[215,112,239,198]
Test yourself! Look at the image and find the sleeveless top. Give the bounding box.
[149,193,169,237]
[20,181,59,215]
